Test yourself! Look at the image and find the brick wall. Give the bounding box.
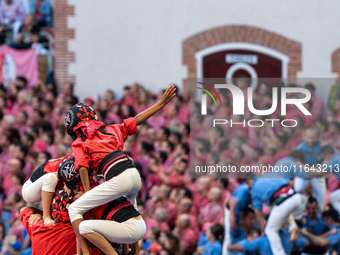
[182,25,302,88]
[332,48,340,77]
[53,0,75,86]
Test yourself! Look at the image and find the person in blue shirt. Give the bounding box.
[301,209,340,254]
[229,206,256,244]
[229,174,254,224]
[229,227,261,255]
[228,228,308,255]
[273,151,308,179]
[196,223,224,255]
[294,126,325,211]
[251,173,307,255]
[301,197,328,236]
[320,145,340,216]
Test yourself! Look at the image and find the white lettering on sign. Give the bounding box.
[225,54,258,65]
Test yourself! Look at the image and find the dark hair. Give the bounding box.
[180,143,190,155]
[182,188,192,199]
[7,129,20,143]
[164,141,173,152]
[18,159,26,170]
[0,84,6,93]
[322,209,340,223]
[150,227,161,239]
[181,158,188,165]
[137,201,145,208]
[158,151,168,164]
[289,150,305,163]
[15,142,28,157]
[167,236,180,254]
[23,132,34,142]
[171,132,182,143]
[141,142,154,153]
[277,134,288,145]
[240,207,255,219]
[219,178,229,189]
[210,224,224,243]
[16,76,28,87]
[308,197,317,204]
[247,227,261,237]
[41,151,52,161]
[67,96,78,106]
[124,105,135,118]
[160,127,170,138]
[35,110,44,119]
[305,83,316,92]
[320,145,335,156]
[14,172,26,185]
[21,111,29,120]
[254,147,264,156]
[13,192,22,203]
[42,100,53,109]
[182,123,190,135]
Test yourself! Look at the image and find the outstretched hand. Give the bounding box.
[160,84,177,105]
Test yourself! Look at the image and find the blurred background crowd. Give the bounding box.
[0,0,52,53]
[0,0,340,255]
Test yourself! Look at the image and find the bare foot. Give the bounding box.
[43,217,55,226]
[290,227,299,241]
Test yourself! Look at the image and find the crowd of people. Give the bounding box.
[0,0,52,53]
[0,73,339,255]
[191,78,340,255]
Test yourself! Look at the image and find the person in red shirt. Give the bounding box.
[156,158,191,188]
[20,207,77,255]
[22,154,78,226]
[64,85,176,255]
[172,214,198,255]
[150,185,177,227]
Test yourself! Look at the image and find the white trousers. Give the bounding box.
[79,217,146,244]
[329,189,340,215]
[222,208,231,255]
[265,193,307,255]
[22,173,58,203]
[294,177,326,211]
[69,167,141,223]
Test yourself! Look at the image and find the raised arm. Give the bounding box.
[134,85,176,126]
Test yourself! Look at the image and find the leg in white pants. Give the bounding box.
[265,193,306,255]
[329,189,340,215]
[69,168,141,223]
[294,177,325,211]
[310,178,326,211]
[294,178,309,193]
[222,208,230,255]
[22,173,58,203]
[79,218,146,244]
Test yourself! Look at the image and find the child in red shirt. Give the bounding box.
[64,85,176,255]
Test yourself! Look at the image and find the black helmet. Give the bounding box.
[65,103,98,140]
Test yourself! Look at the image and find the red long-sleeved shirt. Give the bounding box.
[72,118,137,172]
